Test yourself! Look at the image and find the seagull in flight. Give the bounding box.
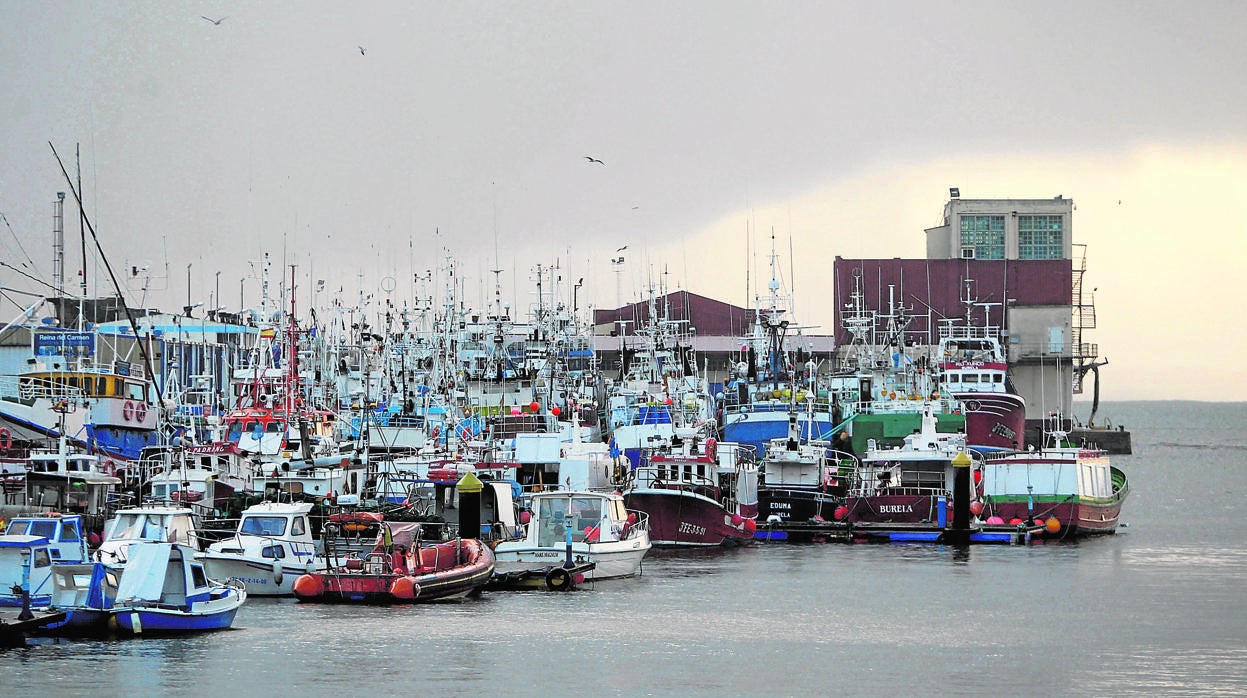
[616,245,628,252]
[201,15,226,25]
[359,46,367,55]
[584,156,605,165]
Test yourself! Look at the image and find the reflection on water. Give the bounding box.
[4,402,1247,695]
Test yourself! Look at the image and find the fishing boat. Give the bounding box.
[493,490,650,580]
[110,542,245,634]
[718,239,834,457]
[38,561,123,635]
[94,504,205,565]
[980,423,1129,536]
[198,501,318,595]
[0,349,160,462]
[0,534,57,608]
[291,522,495,603]
[623,430,758,547]
[756,411,853,530]
[842,404,984,526]
[937,327,1025,453]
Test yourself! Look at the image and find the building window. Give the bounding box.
[959,216,1005,259]
[1018,215,1064,259]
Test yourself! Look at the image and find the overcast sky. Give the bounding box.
[2,1,1245,400]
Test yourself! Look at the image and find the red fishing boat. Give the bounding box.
[292,522,494,603]
[623,433,758,547]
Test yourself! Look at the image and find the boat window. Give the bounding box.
[33,548,51,568]
[266,422,281,434]
[947,374,960,384]
[29,520,57,540]
[227,422,243,441]
[60,520,81,542]
[68,376,80,390]
[190,564,208,589]
[980,374,992,383]
[570,497,602,526]
[963,375,979,384]
[291,517,307,536]
[993,374,1003,384]
[261,545,286,559]
[97,377,108,395]
[5,520,26,535]
[241,516,288,536]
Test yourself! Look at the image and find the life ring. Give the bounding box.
[134,402,148,422]
[544,566,573,592]
[123,401,135,421]
[0,427,11,450]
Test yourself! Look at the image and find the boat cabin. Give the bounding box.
[3,514,89,563]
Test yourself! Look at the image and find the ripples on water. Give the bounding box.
[5,402,1246,696]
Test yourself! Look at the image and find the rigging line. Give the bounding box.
[48,141,164,405]
[0,260,60,295]
[0,210,38,271]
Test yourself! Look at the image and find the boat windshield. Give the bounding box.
[240,516,289,536]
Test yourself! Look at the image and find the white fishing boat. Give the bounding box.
[493,490,650,581]
[198,501,318,595]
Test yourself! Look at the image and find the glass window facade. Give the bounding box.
[959,215,1005,259]
[1018,215,1064,259]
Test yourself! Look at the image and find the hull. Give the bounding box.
[199,556,312,596]
[848,411,966,455]
[293,540,495,603]
[956,392,1027,452]
[493,543,648,580]
[844,494,948,525]
[983,498,1124,535]
[723,413,835,458]
[624,490,752,547]
[113,604,240,633]
[758,486,841,524]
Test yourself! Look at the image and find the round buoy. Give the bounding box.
[973,469,983,485]
[1009,518,1024,525]
[986,515,1005,525]
[545,567,573,591]
[969,500,984,517]
[551,406,561,416]
[731,513,744,527]
[1045,517,1061,534]
[834,505,848,521]
[742,518,757,535]
[529,401,540,412]
[292,574,325,598]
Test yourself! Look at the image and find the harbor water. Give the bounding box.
[3,401,1245,696]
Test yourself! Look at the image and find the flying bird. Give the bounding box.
[616,246,628,252]
[584,156,605,165]
[359,46,367,55]
[201,15,226,25]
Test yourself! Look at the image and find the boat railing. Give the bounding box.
[621,508,650,540]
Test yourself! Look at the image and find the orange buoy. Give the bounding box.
[1045,517,1061,534]
[292,574,324,598]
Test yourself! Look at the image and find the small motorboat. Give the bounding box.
[292,522,494,604]
[109,542,246,634]
[198,501,318,596]
[37,561,124,636]
[493,490,651,581]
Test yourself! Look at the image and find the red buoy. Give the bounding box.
[292,574,324,598]
[742,518,757,535]
[969,500,984,516]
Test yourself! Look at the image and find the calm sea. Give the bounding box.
[4,401,1245,697]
